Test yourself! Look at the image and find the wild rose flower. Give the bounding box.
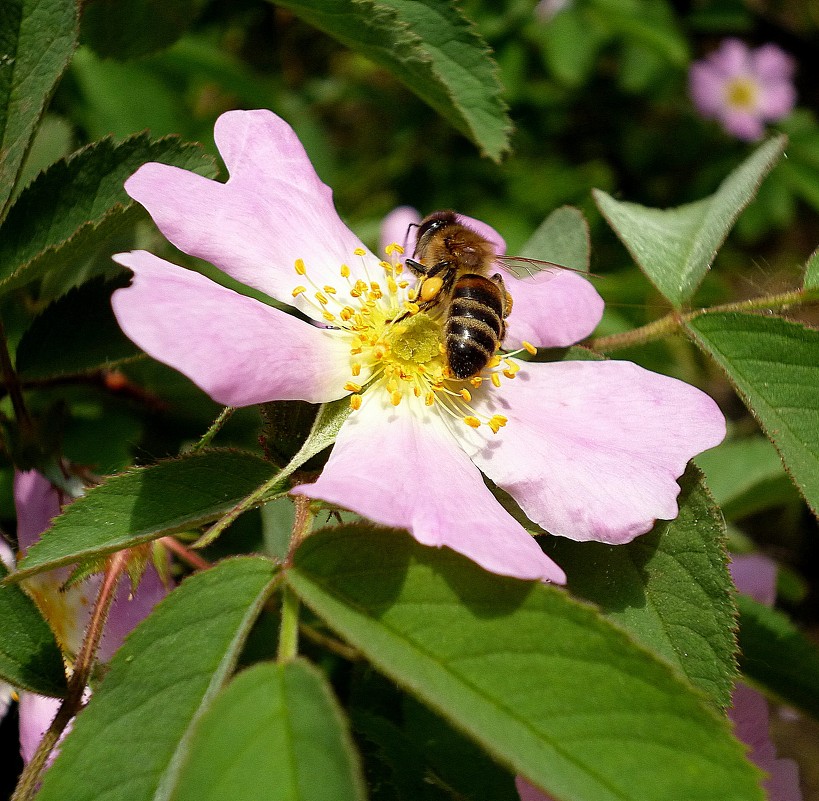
[689,39,796,141]
[111,109,724,583]
[1,470,167,764]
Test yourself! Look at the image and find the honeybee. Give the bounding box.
[404,210,527,380]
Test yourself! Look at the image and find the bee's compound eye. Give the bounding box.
[420,276,444,302]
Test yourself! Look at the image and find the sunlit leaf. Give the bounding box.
[35,557,278,801]
[686,311,819,518]
[520,205,590,271]
[0,0,78,217]
[289,526,764,801]
[172,660,366,801]
[271,0,511,161]
[594,136,785,306]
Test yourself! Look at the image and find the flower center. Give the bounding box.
[725,77,759,111]
[291,244,536,433]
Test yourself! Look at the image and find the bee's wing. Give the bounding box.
[495,255,598,282]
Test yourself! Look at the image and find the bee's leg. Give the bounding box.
[405,257,429,277]
[490,273,513,318]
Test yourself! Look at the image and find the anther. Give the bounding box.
[351,363,361,376]
[425,391,435,406]
[315,291,329,305]
[350,394,362,410]
[470,377,483,387]
[340,264,351,278]
[292,286,307,297]
[322,311,336,322]
[323,285,337,294]
[502,369,516,379]
[522,340,538,355]
[463,416,481,428]
[488,355,502,368]
[491,373,502,388]
[459,388,472,402]
[344,381,363,393]
[295,259,307,275]
[354,247,367,256]
[390,390,402,406]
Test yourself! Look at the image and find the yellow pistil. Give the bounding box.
[725,77,759,110]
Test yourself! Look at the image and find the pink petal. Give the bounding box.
[730,553,777,607]
[752,44,795,82]
[689,62,727,117]
[293,394,566,583]
[758,81,796,120]
[97,562,168,662]
[459,360,725,544]
[19,692,61,764]
[730,683,803,801]
[712,39,752,78]
[0,681,12,723]
[112,251,358,407]
[124,109,377,315]
[0,536,15,570]
[14,471,62,552]
[516,776,555,801]
[379,205,421,257]
[502,268,604,350]
[720,108,765,141]
[455,212,507,256]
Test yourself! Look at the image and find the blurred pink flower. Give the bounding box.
[112,109,725,583]
[689,39,796,141]
[1,470,167,764]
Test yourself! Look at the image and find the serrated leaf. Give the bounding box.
[737,594,819,721]
[686,311,819,518]
[81,0,209,60]
[696,435,796,520]
[594,136,785,306]
[16,276,141,380]
[544,467,736,709]
[171,659,365,801]
[272,0,511,161]
[11,451,279,580]
[0,133,216,295]
[804,247,819,291]
[0,560,67,696]
[520,205,590,271]
[288,526,764,801]
[35,556,278,801]
[0,0,78,218]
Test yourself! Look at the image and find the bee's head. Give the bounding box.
[413,210,458,257]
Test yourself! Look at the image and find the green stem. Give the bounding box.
[276,496,314,663]
[189,406,235,453]
[591,288,816,353]
[12,551,128,801]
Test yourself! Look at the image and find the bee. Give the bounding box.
[404,210,517,380]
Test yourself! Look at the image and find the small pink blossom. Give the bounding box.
[689,39,796,141]
[111,109,725,583]
[2,470,167,764]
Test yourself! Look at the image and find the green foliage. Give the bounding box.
[0,0,78,218]
[686,312,819,519]
[519,205,590,270]
[737,594,819,721]
[172,660,366,801]
[594,137,786,307]
[35,557,279,801]
[546,467,737,709]
[12,451,279,580]
[289,526,764,801]
[0,560,67,697]
[271,0,511,161]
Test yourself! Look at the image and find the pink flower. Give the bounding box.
[689,39,796,141]
[1,470,167,764]
[111,109,725,583]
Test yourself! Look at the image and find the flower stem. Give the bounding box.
[277,496,314,663]
[590,288,816,353]
[189,406,235,453]
[160,536,212,571]
[12,551,128,801]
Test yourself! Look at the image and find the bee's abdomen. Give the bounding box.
[444,275,505,379]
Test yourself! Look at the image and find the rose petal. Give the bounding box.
[689,62,727,117]
[125,109,378,315]
[458,360,725,544]
[712,39,752,78]
[0,681,12,723]
[0,536,15,570]
[454,213,507,256]
[730,553,777,607]
[19,693,61,764]
[752,44,795,81]
[502,268,604,349]
[14,471,62,553]
[112,251,359,407]
[379,205,421,256]
[758,82,796,120]
[720,108,765,141]
[293,393,566,583]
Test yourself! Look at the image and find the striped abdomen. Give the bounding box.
[444,274,508,380]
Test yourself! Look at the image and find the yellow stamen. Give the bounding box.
[344,381,362,393]
[354,247,367,256]
[522,340,537,355]
[323,285,337,295]
[340,264,350,278]
[315,291,329,305]
[425,391,435,406]
[491,373,502,388]
[502,369,516,379]
[463,416,481,428]
[459,388,472,402]
[470,377,483,387]
[295,258,306,275]
[351,363,361,376]
[488,355,502,368]
[350,394,362,410]
[390,390,402,406]
[322,311,336,322]
[292,285,306,297]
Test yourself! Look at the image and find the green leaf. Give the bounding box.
[686,311,819,518]
[272,0,511,161]
[536,6,606,88]
[0,133,216,296]
[804,246,819,291]
[737,594,819,721]
[289,526,764,801]
[520,205,590,271]
[81,0,209,60]
[544,467,736,709]
[593,136,785,307]
[11,451,279,580]
[16,276,141,380]
[696,435,797,520]
[35,556,278,801]
[0,560,67,696]
[0,0,78,218]
[172,659,365,801]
